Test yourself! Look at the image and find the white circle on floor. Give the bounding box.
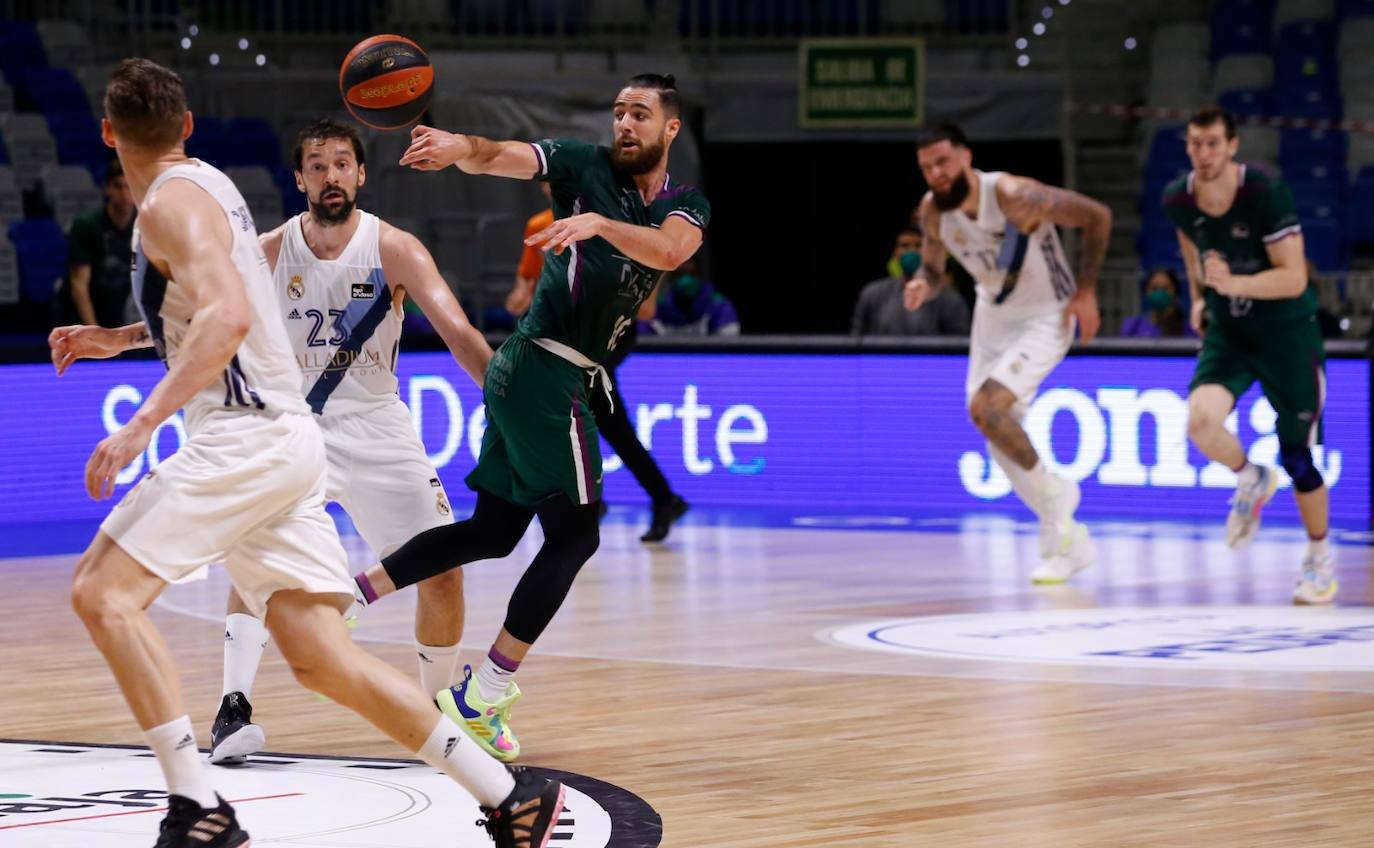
[0,741,659,847]
[826,607,1374,672]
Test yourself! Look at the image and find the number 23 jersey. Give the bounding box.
[275,210,403,415]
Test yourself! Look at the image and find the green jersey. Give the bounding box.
[1162,163,1315,326]
[519,138,711,363]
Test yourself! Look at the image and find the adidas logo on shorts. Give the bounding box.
[287,309,302,319]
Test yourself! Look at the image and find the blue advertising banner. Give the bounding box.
[0,352,1367,527]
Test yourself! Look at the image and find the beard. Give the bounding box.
[309,187,356,226]
[930,171,971,212]
[611,135,667,177]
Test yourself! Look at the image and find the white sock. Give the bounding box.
[1236,462,1261,488]
[144,716,218,809]
[989,445,1052,517]
[416,641,462,699]
[1307,535,1331,560]
[223,613,269,699]
[475,655,517,703]
[418,715,514,808]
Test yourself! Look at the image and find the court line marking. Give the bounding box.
[0,792,304,831]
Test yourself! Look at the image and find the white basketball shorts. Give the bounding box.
[101,409,352,618]
[319,399,454,560]
[966,305,1073,416]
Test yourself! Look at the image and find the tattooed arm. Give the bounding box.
[995,175,1111,341]
[903,193,949,311]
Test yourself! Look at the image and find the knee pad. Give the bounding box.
[1280,445,1324,493]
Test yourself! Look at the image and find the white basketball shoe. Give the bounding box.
[1031,476,1095,585]
[1226,465,1278,549]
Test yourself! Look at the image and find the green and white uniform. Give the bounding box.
[1163,163,1324,447]
[467,138,711,507]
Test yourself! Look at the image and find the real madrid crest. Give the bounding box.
[287,275,304,300]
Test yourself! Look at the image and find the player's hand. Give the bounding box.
[525,213,605,255]
[902,276,931,311]
[1190,297,1207,334]
[399,125,469,171]
[1065,288,1101,343]
[1202,250,1243,296]
[85,419,153,500]
[49,324,127,376]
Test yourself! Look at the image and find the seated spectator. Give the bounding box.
[641,258,740,336]
[1120,267,1195,338]
[54,160,136,328]
[852,226,970,336]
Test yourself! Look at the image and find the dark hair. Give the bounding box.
[915,123,969,151]
[104,158,124,185]
[896,224,922,241]
[292,117,366,171]
[1188,106,1237,140]
[1145,267,1185,336]
[103,58,187,150]
[1147,266,1182,296]
[624,73,680,118]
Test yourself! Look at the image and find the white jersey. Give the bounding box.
[276,211,403,416]
[938,169,1076,317]
[132,160,307,433]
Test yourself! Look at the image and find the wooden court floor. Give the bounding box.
[3,514,1373,847]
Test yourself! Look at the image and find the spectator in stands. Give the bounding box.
[1120,267,1194,338]
[55,160,135,327]
[641,257,740,336]
[852,225,970,335]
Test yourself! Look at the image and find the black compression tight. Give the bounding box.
[503,495,601,644]
[380,489,601,645]
[381,490,534,589]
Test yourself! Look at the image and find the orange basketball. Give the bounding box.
[339,34,434,130]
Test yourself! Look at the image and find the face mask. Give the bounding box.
[888,250,922,279]
[673,274,701,300]
[1145,288,1174,311]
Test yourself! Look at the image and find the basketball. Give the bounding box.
[338,34,434,130]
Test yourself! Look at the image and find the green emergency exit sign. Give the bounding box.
[800,38,925,128]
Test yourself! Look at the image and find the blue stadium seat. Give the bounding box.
[46,111,107,179]
[1348,166,1374,246]
[1283,160,1347,191]
[1276,84,1340,118]
[185,116,229,168]
[18,66,89,115]
[8,218,66,304]
[273,166,307,217]
[1279,127,1347,165]
[221,117,282,169]
[0,21,46,88]
[1275,21,1337,91]
[1218,88,1273,117]
[1301,217,1345,271]
[1212,0,1274,57]
[1338,0,1374,17]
